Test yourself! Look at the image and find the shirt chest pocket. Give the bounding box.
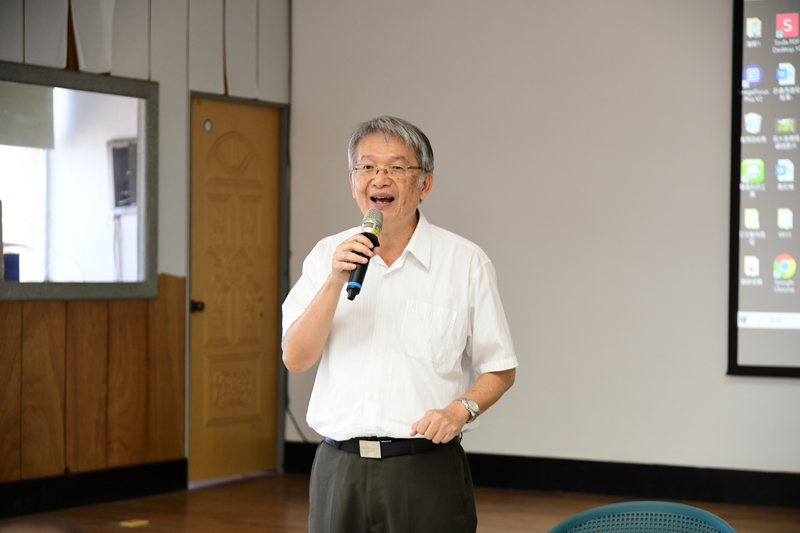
[400,300,458,365]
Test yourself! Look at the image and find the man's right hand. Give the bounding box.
[330,233,380,285]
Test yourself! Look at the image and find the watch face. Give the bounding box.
[466,399,478,412]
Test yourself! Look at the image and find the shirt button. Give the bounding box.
[379,313,385,319]
[375,353,380,359]
[369,394,374,399]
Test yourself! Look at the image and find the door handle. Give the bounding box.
[190,300,206,313]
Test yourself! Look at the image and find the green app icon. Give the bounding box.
[777,118,796,133]
[741,159,764,183]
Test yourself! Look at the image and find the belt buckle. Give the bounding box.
[359,440,382,459]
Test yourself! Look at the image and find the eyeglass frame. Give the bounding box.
[351,164,425,179]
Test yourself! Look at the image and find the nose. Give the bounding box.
[373,167,391,185]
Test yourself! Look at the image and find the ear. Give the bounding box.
[419,171,433,200]
[350,171,357,199]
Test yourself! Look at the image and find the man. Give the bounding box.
[282,116,517,533]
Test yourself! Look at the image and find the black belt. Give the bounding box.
[324,435,461,459]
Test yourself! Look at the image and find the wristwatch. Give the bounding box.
[457,397,480,423]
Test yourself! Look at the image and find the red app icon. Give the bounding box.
[777,13,799,37]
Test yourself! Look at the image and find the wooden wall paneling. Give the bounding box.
[65,301,108,473]
[258,0,290,103]
[0,0,24,63]
[107,300,149,468]
[20,302,67,480]
[188,0,225,94]
[0,303,22,482]
[147,274,186,462]
[225,0,258,98]
[111,0,150,80]
[70,0,114,73]
[23,0,69,68]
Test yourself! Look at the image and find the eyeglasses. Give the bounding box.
[352,164,423,179]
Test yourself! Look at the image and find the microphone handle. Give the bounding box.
[346,232,380,300]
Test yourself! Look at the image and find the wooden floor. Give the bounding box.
[0,474,797,533]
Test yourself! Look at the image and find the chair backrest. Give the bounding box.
[546,501,736,533]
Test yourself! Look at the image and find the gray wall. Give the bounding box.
[287,0,800,473]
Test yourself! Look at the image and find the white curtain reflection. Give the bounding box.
[0,145,47,282]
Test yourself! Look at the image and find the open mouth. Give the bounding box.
[370,194,395,206]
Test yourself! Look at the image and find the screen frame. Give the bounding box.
[728,0,800,378]
[0,60,159,300]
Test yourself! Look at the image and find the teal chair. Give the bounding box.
[546,501,736,533]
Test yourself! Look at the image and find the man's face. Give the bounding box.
[349,134,432,230]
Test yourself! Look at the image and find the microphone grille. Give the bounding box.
[362,208,383,235]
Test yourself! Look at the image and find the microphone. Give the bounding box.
[346,208,383,300]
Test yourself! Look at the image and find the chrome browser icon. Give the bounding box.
[773,254,797,279]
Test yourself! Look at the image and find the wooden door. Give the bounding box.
[189,98,281,482]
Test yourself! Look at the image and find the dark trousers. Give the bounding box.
[309,440,478,533]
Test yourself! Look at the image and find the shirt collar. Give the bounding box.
[402,210,432,270]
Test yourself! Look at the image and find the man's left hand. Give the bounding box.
[410,402,470,443]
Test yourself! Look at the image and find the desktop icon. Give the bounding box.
[777,13,799,38]
[776,159,795,182]
[778,208,793,230]
[741,159,765,183]
[777,118,796,133]
[744,208,760,229]
[743,65,763,87]
[744,256,760,277]
[773,254,796,279]
[745,112,762,134]
[747,17,762,39]
[778,63,796,86]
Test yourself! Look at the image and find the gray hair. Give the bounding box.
[347,116,434,188]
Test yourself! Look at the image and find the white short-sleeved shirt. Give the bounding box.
[282,212,518,441]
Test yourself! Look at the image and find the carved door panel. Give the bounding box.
[189,97,281,482]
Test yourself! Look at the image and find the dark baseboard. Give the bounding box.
[284,442,799,509]
[466,452,799,509]
[0,459,188,519]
